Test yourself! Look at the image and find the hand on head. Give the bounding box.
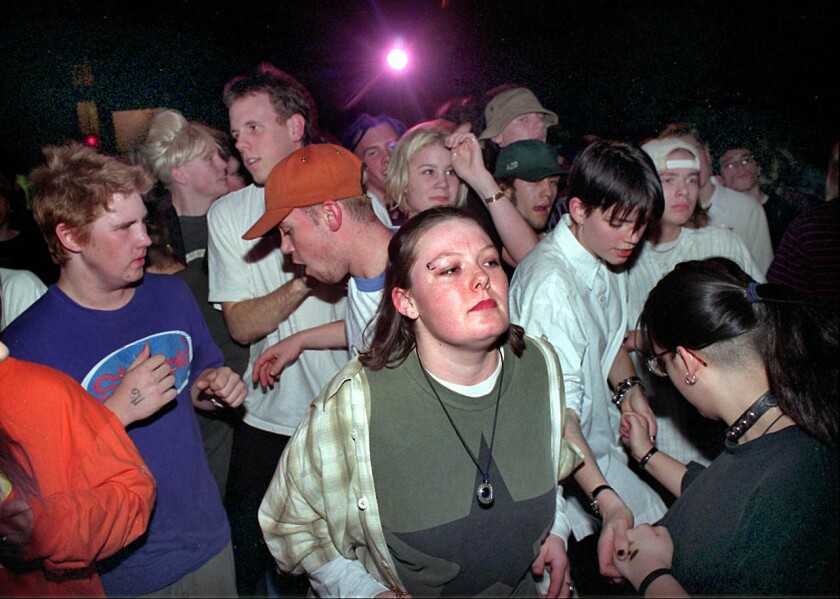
[445,132,489,186]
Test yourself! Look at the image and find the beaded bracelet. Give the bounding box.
[638,567,672,596]
[611,376,644,407]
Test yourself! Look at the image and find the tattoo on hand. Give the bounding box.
[130,388,145,405]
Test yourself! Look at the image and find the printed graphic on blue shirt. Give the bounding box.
[81,331,193,401]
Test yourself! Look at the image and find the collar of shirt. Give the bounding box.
[554,214,603,291]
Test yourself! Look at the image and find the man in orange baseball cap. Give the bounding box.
[244,143,394,382]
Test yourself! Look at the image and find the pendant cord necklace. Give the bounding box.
[416,348,503,506]
[761,411,785,437]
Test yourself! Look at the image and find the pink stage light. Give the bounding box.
[386,48,409,72]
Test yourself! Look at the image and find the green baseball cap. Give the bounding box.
[493,139,565,181]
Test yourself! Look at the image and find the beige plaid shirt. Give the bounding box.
[258,335,583,594]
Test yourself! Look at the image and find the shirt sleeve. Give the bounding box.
[207,199,254,304]
[169,277,224,380]
[310,557,390,598]
[745,204,774,275]
[0,269,47,330]
[511,275,588,417]
[17,367,156,571]
[549,486,572,545]
[258,401,345,577]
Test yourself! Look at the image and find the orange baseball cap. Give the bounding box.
[242,144,365,240]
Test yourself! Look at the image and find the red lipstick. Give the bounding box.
[470,299,497,312]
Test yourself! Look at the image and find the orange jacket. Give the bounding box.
[0,356,155,596]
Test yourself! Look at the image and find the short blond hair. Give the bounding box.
[141,109,216,185]
[384,119,467,211]
[29,143,153,264]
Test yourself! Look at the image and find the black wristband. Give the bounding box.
[638,567,672,596]
[638,446,659,469]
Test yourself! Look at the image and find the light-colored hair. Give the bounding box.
[141,109,217,186]
[299,194,378,224]
[29,143,153,265]
[384,119,467,211]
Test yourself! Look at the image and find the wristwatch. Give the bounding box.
[589,484,614,517]
[611,376,644,407]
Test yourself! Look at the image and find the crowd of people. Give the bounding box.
[0,61,837,599]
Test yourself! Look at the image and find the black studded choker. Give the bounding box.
[725,391,778,443]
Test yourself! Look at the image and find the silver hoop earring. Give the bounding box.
[685,372,697,385]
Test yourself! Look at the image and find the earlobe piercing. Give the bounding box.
[685,372,697,385]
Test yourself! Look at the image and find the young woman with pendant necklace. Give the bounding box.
[614,257,838,597]
[258,207,636,598]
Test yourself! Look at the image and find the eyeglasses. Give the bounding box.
[721,155,755,171]
[646,348,708,377]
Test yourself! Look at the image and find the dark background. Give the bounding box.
[2,0,837,179]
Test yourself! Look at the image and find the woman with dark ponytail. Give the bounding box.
[612,257,838,597]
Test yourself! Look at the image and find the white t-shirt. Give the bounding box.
[0,268,47,330]
[367,190,393,228]
[207,184,348,435]
[509,215,666,540]
[706,177,774,275]
[346,273,384,356]
[625,226,766,465]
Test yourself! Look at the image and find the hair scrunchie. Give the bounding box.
[746,281,763,304]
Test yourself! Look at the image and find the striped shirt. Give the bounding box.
[626,226,765,328]
[767,198,839,310]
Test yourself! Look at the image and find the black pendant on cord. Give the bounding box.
[417,348,504,507]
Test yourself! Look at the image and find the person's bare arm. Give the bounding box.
[446,132,539,264]
[564,410,634,581]
[253,320,347,389]
[221,276,312,345]
[620,413,687,498]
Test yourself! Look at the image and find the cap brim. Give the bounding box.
[242,207,291,240]
[478,126,499,141]
[515,166,567,181]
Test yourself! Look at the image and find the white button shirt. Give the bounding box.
[510,215,665,540]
